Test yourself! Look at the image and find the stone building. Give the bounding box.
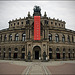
[0,6,75,61]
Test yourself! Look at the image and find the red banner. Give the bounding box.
[34,16,40,40]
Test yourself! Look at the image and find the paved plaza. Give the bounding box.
[0,60,75,75]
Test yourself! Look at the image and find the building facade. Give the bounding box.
[0,6,75,61]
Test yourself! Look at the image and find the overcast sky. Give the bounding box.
[0,1,75,31]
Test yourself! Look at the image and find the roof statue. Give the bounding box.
[33,5,41,16]
[33,5,41,13]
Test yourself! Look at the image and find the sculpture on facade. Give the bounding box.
[28,51,31,60]
[43,51,46,60]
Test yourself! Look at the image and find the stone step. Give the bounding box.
[32,60,41,62]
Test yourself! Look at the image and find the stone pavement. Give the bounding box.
[0,60,75,75]
[22,62,51,75]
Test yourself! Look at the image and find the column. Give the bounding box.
[47,45,49,60]
[7,34,9,42]
[70,35,72,43]
[52,33,55,43]
[12,33,15,41]
[66,48,68,60]
[18,46,21,60]
[5,46,9,59]
[1,47,3,59]
[59,33,62,43]
[19,32,22,41]
[64,34,68,43]
[43,30,44,39]
[2,34,4,42]
[60,47,63,59]
[52,46,56,60]
[11,47,14,59]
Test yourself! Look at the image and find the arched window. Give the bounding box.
[62,35,65,42]
[55,34,59,42]
[0,35,2,42]
[56,48,59,51]
[56,48,60,59]
[63,48,65,52]
[1,35,2,41]
[3,48,5,52]
[26,20,30,24]
[15,48,18,51]
[9,34,12,41]
[49,48,52,51]
[68,49,70,52]
[22,33,26,41]
[49,34,52,41]
[15,34,19,41]
[68,35,70,42]
[9,48,11,51]
[22,48,25,51]
[4,35,7,41]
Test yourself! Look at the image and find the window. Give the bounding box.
[55,23,57,25]
[62,35,65,42]
[63,48,65,51]
[4,35,7,41]
[15,34,19,41]
[44,20,48,24]
[11,24,12,26]
[9,48,11,51]
[49,48,52,51]
[49,34,52,41]
[14,53,17,58]
[26,20,30,24]
[14,23,15,26]
[17,22,19,25]
[22,48,25,51]
[68,49,70,52]
[9,34,12,41]
[62,24,63,27]
[3,48,5,51]
[68,35,70,42]
[21,53,25,59]
[1,35,2,41]
[0,35,2,42]
[21,22,23,24]
[73,53,74,58]
[0,48,1,51]
[51,22,53,24]
[22,33,26,41]
[15,48,18,51]
[9,53,11,58]
[55,34,59,42]
[56,48,59,51]
[59,23,60,26]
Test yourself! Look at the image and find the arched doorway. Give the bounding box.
[56,48,60,59]
[33,46,41,60]
[49,48,52,59]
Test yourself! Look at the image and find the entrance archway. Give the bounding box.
[33,46,41,60]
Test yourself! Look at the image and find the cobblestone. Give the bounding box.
[0,60,75,75]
